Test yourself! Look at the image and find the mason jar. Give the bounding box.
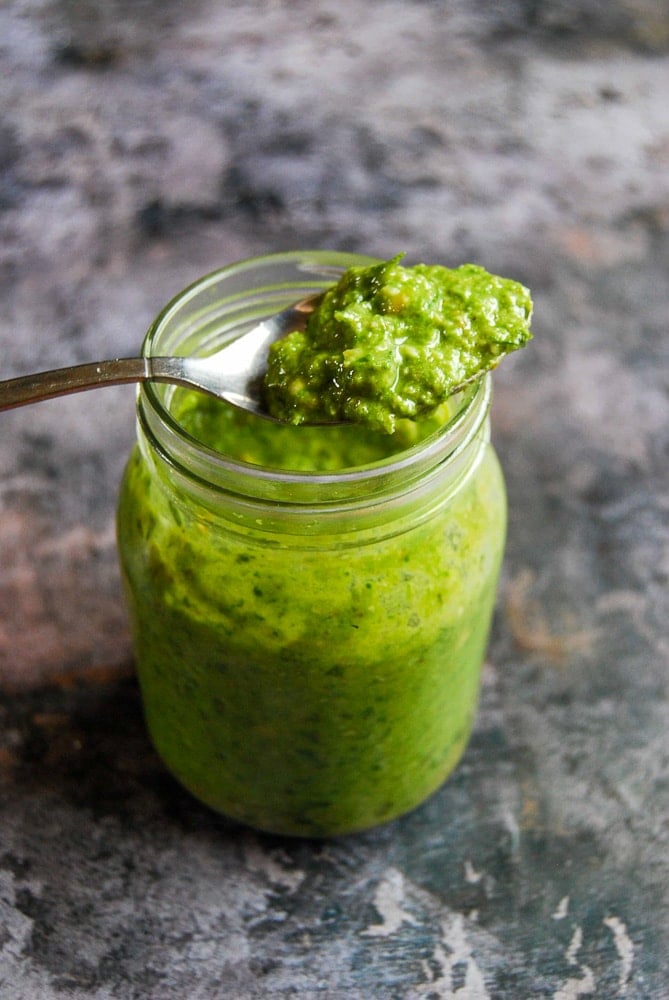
[116,251,507,837]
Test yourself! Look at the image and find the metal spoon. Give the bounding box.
[0,293,321,416]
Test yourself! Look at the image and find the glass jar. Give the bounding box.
[117,251,507,837]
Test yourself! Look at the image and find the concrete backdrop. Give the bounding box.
[1,1,668,997]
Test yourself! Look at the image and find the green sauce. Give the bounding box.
[117,254,528,836]
[118,417,506,836]
[170,387,457,470]
[263,255,532,433]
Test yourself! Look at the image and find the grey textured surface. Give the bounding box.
[1,1,668,996]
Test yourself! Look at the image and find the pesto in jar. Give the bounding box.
[118,399,506,836]
[117,251,529,837]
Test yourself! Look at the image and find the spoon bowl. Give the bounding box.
[0,293,322,416]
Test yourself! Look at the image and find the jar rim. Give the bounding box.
[136,250,491,508]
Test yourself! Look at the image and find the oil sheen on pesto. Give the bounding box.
[263,255,533,433]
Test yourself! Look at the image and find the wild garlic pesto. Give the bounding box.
[117,251,520,836]
[118,394,506,836]
[263,255,532,433]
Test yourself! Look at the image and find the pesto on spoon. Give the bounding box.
[262,255,533,434]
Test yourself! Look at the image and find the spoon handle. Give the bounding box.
[0,357,150,411]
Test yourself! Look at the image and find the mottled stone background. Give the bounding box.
[1,1,668,997]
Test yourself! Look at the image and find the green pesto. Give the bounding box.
[117,394,507,836]
[263,256,533,433]
[169,387,457,471]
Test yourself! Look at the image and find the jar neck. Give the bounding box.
[134,252,492,534]
[137,379,490,532]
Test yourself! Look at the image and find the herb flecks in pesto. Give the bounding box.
[263,255,533,433]
[117,423,507,836]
